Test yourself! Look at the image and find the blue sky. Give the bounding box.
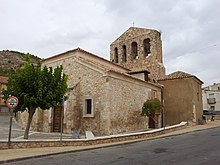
[0,0,220,86]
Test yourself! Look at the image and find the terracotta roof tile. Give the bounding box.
[165,71,193,79]
[42,47,130,71]
[158,71,203,84]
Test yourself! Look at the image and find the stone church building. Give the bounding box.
[17,27,203,136]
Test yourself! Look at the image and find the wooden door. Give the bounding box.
[53,106,62,132]
[149,116,156,129]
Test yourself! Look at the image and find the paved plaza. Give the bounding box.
[0,114,72,140]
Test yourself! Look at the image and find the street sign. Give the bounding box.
[6,96,19,147]
[6,96,19,109]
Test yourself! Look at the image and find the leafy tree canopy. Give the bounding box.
[141,98,161,117]
[2,54,68,139]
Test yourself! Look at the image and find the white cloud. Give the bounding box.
[0,0,220,86]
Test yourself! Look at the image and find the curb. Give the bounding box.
[1,125,220,164]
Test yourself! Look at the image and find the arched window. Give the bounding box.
[122,45,127,62]
[144,38,151,57]
[114,47,118,63]
[131,42,138,60]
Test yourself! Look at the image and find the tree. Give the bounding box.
[2,54,68,139]
[141,98,162,124]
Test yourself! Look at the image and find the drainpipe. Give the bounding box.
[161,86,165,132]
[60,96,65,141]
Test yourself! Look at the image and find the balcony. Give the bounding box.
[207,98,216,104]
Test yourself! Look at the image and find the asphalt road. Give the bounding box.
[3,127,220,165]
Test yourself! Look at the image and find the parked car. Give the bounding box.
[203,110,216,115]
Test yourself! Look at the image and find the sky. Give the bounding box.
[0,0,220,86]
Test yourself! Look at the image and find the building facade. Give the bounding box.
[0,76,8,113]
[158,71,203,125]
[16,27,204,136]
[202,83,220,114]
[17,48,162,136]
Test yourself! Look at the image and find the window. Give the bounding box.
[197,92,199,101]
[197,85,200,101]
[144,72,149,81]
[143,38,151,57]
[86,99,92,114]
[122,45,127,62]
[151,90,157,99]
[114,47,118,63]
[209,93,214,98]
[84,99,94,117]
[131,42,138,60]
[210,106,215,110]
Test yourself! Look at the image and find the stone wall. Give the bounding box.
[40,54,109,136]
[16,49,162,136]
[105,71,162,135]
[159,78,203,126]
[110,27,165,80]
[0,122,187,150]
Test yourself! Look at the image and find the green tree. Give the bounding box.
[141,98,162,124]
[2,54,68,139]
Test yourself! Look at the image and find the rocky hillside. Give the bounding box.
[0,50,41,76]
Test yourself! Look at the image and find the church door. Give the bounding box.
[149,116,156,129]
[53,106,62,132]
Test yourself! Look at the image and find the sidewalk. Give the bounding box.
[0,120,220,164]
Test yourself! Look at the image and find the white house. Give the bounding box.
[202,83,220,115]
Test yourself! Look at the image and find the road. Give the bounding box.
[2,127,220,165]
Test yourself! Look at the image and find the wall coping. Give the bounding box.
[0,122,187,144]
[0,122,188,150]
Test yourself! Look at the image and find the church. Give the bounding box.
[17,27,203,137]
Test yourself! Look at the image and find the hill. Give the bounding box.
[0,50,41,76]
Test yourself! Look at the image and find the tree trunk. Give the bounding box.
[24,108,35,139]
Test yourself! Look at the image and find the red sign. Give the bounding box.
[6,96,19,109]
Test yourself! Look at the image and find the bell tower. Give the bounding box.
[110,27,165,81]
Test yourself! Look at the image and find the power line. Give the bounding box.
[189,43,219,53]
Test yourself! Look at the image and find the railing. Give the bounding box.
[207,98,216,104]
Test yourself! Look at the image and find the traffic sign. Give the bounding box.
[6,96,19,109]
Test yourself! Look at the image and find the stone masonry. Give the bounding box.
[17,48,162,137]
[15,26,204,134]
[110,27,166,81]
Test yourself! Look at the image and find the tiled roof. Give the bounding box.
[42,47,130,72]
[165,71,193,79]
[0,76,8,84]
[41,47,162,88]
[158,71,203,84]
